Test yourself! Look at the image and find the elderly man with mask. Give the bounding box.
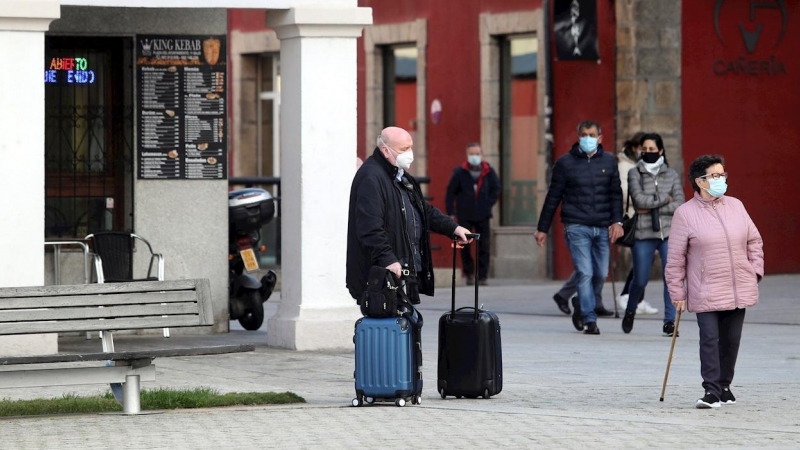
[347,126,472,305]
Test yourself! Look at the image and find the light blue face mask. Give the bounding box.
[705,177,727,198]
[579,136,598,153]
[467,155,482,166]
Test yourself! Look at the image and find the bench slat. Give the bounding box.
[0,279,200,299]
[0,365,156,389]
[0,303,199,323]
[0,344,256,366]
[0,315,205,335]
[0,290,198,310]
[196,278,215,325]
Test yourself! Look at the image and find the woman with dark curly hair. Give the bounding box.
[665,154,764,409]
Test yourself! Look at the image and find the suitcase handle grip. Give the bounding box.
[451,236,480,320]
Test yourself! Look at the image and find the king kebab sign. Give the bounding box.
[712,0,788,76]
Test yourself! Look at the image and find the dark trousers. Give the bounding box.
[459,218,490,280]
[696,308,747,397]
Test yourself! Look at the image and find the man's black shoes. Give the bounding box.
[571,297,584,331]
[553,294,571,315]
[594,306,615,317]
[583,322,600,335]
[622,311,635,334]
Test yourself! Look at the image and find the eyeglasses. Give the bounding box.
[699,172,728,180]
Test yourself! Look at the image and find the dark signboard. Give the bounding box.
[136,35,227,179]
[554,0,600,61]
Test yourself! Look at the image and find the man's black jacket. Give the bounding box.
[347,148,458,301]
[537,143,623,232]
[445,161,501,222]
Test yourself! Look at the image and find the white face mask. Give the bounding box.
[382,138,414,170]
[467,155,482,166]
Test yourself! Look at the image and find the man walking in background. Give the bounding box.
[535,121,624,335]
[446,142,501,285]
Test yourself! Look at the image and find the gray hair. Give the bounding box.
[576,121,602,135]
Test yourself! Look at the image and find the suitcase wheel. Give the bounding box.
[456,395,463,399]
[439,389,446,400]
[412,395,421,405]
[351,396,362,407]
[365,397,375,405]
[395,398,406,407]
[482,389,491,399]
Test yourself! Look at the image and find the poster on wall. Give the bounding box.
[554,0,600,61]
[136,35,227,179]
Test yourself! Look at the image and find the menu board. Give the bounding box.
[136,35,227,179]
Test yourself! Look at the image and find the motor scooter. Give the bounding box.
[228,188,277,330]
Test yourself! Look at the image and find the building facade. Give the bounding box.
[231,0,800,284]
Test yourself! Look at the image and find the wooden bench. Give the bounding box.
[0,279,253,414]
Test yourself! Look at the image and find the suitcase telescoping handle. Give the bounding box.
[451,233,481,320]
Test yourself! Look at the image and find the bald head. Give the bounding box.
[377,126,413,149]
[377,126,414,167]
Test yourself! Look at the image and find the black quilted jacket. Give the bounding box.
[537,143,623,232]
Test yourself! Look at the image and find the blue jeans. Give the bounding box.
[626,238,676,323]
[563,224,609,324]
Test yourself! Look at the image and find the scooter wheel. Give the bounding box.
[238,290,265,330]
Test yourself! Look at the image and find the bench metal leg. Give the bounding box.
[122,374,141,414]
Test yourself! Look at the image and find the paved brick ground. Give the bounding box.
[1,275,798,448]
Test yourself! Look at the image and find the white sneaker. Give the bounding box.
[636,300,659,315]
[616,294,629,311]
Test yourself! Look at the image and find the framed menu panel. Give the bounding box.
[136,35,227,179]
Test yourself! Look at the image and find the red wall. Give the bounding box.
[683,2,800,273]
[547,0,617,278]
[359,0,547,269]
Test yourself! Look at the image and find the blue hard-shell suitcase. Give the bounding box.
[353,309,423,407]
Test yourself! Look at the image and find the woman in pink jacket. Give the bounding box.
[665,155,764,409]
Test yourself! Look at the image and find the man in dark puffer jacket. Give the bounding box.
[535,121,624,335]
[346,126,472,304]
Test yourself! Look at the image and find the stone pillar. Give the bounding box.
[265,7,372,350]
[0,0,61,355]
[616,0,682,174]
[615,0,682,279]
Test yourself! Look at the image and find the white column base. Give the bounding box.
[267,306,361,351]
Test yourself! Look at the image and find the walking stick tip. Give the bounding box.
[659,397,664,402]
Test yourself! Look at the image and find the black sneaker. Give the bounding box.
[552,294,571,315]
[584,322,600,335]
[695,392,721,409]
[571,297,584,331]
[663,321,679,337]
[622,311,635,334]
[720,388,736,405]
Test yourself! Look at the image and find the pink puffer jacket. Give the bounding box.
[665,193,764,313]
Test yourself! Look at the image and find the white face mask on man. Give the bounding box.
[382,138,414,170]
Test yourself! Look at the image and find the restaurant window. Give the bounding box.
[499,34,538,226]
[44,37,134,238]
[382,45,418,134]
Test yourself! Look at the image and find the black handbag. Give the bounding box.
[360,266,400,318]
[617,208,638,248]
[617,172,645,247]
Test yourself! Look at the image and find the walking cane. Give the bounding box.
[609,246,619,318]
[659,308,683,402]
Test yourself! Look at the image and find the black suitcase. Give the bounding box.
[437,233,503,399]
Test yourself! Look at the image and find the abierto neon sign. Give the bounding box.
[44,57,96,84]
